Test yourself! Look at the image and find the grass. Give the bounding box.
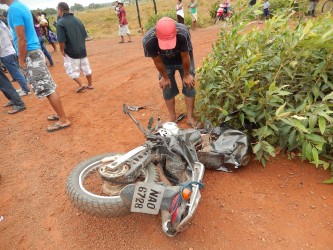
[71,0,214,38]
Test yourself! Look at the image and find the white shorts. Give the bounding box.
[64,55,92,79]
[191,12,198,22]
[119,25,130,36]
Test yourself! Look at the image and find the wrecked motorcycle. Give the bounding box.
[66,105,251,236]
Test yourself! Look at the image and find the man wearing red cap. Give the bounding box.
[142,17,199,128]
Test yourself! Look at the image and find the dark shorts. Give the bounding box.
[177,15,184,24]
[264,8,270,16]
[159,55,196,100]
[25,49,56,99]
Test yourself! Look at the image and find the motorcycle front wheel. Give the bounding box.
[66,153,159,217]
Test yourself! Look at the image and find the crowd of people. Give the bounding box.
[0,0,93,132]
[0,0,202,133]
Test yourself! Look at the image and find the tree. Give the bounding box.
[70,3,84,12]
[43,8,57,16]
[88,3,101,9]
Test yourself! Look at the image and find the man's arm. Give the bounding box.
[180,51,195,88]
[59,42,66,57]
[56,23,66,56]
[152,56,171,89]
[14,26,27,68]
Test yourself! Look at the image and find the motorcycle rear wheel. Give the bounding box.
[67,153,159,217]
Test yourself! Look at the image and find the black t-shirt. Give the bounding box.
[142,23,193,65]
[57,13,88,59]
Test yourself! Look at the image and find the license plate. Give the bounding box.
[130,182,165,215]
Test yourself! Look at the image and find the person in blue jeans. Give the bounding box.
[1,0,70,132]
[32,13,54,66]
[0,20,30,96]
[0,68,26,114]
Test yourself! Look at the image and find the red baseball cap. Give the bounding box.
[156,17,177,50]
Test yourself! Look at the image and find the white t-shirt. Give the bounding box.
[176,4,184,18]
[0,21,16,58]
[264,1,270,9]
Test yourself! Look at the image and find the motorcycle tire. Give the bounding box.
[214,16,219,24]
[67,153,159,217]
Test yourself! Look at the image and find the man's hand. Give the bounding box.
[183,74,195,88]
[19,59,27,70]
[61,51,66,57]
[159,76,171,89]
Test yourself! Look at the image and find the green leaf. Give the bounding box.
[300,20,313,40]
[308,114,318,130]
[323,162,330,170]
[305,134,326,144]
[318,116,326,135]
[268,81,276,93]
[322,91,333,102]
[312,147,319,167]
[323,177,333,184]
[289,61,298,68]
[293,119,309,133]
[275,103,286,117]
[253,143,261,154]
[288,130,297,147]
[318,111,333,123]
[306,143,312,161]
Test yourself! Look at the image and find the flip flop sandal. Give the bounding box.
[46,123,71,133]
[176,113,185,123]
[47,114,59,121]
[118,41,125,43]
[3,101,13,107]
[187,121,202,129]
[8,106,26,114]
[76,85,87,93]
[86,85,94,90]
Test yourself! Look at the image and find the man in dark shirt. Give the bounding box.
[142,17,199,128]
[57,2,93,92]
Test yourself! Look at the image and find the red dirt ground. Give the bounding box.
[1,24,333,249]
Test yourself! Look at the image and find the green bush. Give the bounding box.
[197,12,333,182]
[144,10,193,31]
[210,1,220,19]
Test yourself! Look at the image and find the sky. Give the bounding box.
[0,0,113,10]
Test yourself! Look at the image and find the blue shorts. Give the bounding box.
[264,8,270,16]
[159,55,196,100]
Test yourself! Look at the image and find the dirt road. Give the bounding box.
[1,24,332,249]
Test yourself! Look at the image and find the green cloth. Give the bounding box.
[189,1,197,14]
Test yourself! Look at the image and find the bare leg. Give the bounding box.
[73,78,85,87]
[165,98,177,122]
[46,92,70,125]
[128,33,132,42]
[51,43,57,52]
[185,96,196,124]
[86,74,93,87]
[193,21,198,30]
[120,36,124,43]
